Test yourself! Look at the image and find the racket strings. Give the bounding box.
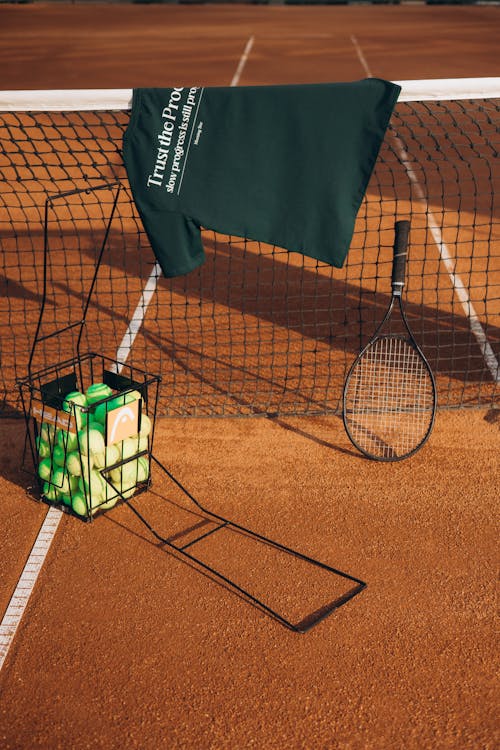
[345,336,435,459]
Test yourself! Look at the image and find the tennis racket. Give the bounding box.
[342,220,436,461]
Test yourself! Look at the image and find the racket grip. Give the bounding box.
[392,220,410,294]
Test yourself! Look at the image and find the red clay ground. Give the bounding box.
[0,410,499,749]
[0,4,499,749]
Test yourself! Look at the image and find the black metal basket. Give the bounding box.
[19,352,161,521]
[17,182,161,521]
[16,182,365,632]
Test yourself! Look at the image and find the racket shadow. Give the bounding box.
[269,414,362,458]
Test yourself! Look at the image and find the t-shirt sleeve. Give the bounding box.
[136,209,205,278]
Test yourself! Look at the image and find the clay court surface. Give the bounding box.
[0,4,499,749]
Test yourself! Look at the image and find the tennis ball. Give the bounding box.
[112,390,141,407]
[99,479,120,510]
[40,422,56,445]
[71,491,88,517]
[139,414,152,438]
[52,443,67,468]
[93,390,141,425]
[36,436,51,459]
[121,436,148,460]
[66,451,83,476]
[93,443,120,470]
[136,456,150,483]
[88,419,105,436]
[93,399,117,425]
[58,490,73,507]
[69,474,79,493]
[78,427,105,456]
[100,495,118,511]
[78,469,106,505]
[108,465,122,485]
[56,428,78,454]
[129,389,142,400]
[38,458,53,481]
[122,459,139,485]
[63,390,87,410]
[85,382,113,405]
[52,467,70,496]
[62,391,88,430]
[107,459,138,495]
[42,481,58,502]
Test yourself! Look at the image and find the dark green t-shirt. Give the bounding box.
[123,79,400,278]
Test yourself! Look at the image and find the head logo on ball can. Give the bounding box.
[106,399,141,445]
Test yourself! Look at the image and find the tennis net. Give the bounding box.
[1,79,499,417]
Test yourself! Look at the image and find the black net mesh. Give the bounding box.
[0,98,498,417]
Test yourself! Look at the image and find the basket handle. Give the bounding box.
[28,181,121,378]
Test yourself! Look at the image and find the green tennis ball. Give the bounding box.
[63,390,87,411]
[88,419,105,436]
[93,443,120,470]
[85,382,113,405]
[38,458,53,481]
[99,478,120,510]
[93,390,140,425]
[108,465,122,485]
[126,390,142,404]
[59,493,72,507]
[52,467,70,496]
[139,414,152,438]
[111,390,141,407]
[66,451,82,476]
[93,398,117,425]
[36,436,51,459]
[69,474,79,493]
[78,469,105,504]
[52,443,67,468]
[100,495,118,511]
[108,443,121,466]
[40,422,56,444]
[107,459,138,494]
[42,481,59,502]
[56,428,78,454]
[93,451,105,470]
[122,459,139,486]
[62,391,88,430]
[121,436,148,460]
[71,492,88,517]
[136,456,150,483]
[93,403,107,425]
[78,427,105,456]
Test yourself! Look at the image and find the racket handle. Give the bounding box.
[392,220,410,295]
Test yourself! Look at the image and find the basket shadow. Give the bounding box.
[99,466,366,635]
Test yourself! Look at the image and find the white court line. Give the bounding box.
[113,262,162,374]
[113,35,255,374]
[230,36,255,88]
[350,36,499,382]
[0,506,62,672]
[0,35,257,677]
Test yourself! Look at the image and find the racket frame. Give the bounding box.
[342,221,437,461]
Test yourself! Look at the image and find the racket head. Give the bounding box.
[342,333,436,461]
